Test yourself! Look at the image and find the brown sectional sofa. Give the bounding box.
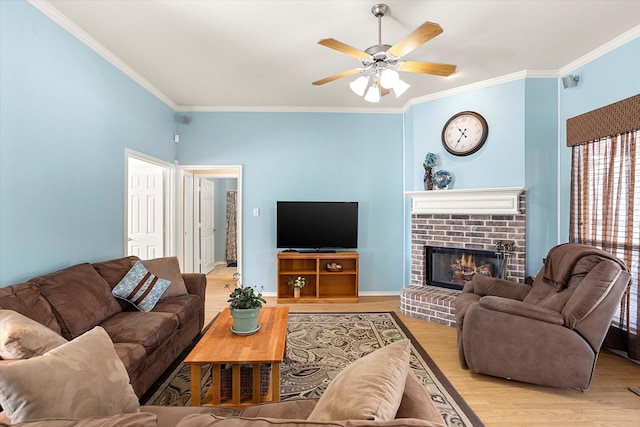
[0,255,205,397]
[0,257,448,427]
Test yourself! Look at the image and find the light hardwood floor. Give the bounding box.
[205,271,640,426]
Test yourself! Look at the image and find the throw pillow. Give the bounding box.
[0,326,139,423]
[112,261,171,312]
[0,310,67,359]
[307,339,412,421]
[141,257,188,299]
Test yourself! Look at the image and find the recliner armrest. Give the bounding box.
[471,274,531,300]
[479,296,565,325]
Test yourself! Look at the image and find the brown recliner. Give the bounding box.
[454,243,631,390]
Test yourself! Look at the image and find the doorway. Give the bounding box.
[125,150,174,259]
[177,165,242,275]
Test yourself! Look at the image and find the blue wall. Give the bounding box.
[404,78,558,275]
[524,78,558,272]
[408,80,526,191]
[558,37,640,241]
[0,1,176,284]
[176,112,405,293]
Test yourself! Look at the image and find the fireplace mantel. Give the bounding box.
[405,187,526,215]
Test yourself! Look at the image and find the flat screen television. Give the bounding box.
[276,201,358,251]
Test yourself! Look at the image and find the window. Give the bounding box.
[570,130,639,350]
[567,93,640,359]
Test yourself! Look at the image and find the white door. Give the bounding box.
[199,179,216,274]
[183,173,195,272]
[128,158,164,259]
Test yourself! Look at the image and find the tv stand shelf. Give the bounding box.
[277,251,359,303]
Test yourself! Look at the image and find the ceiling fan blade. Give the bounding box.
[387,22,443,58]
[312,69,363,86]
[318,38,371,60]
[397,60,456,76]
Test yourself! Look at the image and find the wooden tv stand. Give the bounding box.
[276,251,359,303]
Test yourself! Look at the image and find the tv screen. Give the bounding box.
[277,201,358,250]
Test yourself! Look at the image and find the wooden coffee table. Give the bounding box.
[184,306,289,408]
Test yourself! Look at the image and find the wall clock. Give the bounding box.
[441,111,489,156]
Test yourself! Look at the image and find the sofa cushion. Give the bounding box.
[100,311,179,354]
[0,310,67,359]
[30,263,122,339]
[307,339,412,422]
[112,262,171,312]
[0,413,157,427]
[0,327,139,423]
[238,399,318,419]
[152,294,202,328]
[142,257,189,299]
[175,414,441,427]
[93,256,140,286]
[140,406,237,427]
[0,282,61,335]
[395,370,445,425]
[93,256,140,311]
[113,342,147,376]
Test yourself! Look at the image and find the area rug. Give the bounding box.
[142,312,484,427]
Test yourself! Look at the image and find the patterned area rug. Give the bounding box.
[142,312,483,427]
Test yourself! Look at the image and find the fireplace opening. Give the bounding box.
[425,245,510,291]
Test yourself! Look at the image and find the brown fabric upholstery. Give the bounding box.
[93,256,140,311]
[454,243,631,389]
[542,243,627,290]
[30,264,122,339]
[0,283,61,335]
[100,311,179,354]
[0,257,206,399]
[152,294,202,328]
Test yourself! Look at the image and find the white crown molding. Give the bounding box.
[28,0,178,111]
[402,70,559,112]
[175,105,403,114]
[559,24,640,75]
[405,187,526,215]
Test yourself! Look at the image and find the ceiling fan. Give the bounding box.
[312,3,456,102]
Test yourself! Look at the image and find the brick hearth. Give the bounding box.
[401,189,527,326]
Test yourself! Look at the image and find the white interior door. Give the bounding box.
[128,158,164,259]
[183,173,195,272]
[199,178,216,274]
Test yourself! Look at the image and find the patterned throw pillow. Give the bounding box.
[112,262,170,312]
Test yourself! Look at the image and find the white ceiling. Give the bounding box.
[36,0,640,112]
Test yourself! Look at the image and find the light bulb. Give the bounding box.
[379,69,399,89]
[349,76,369,96]
[364,82,381,103]
[392,78,410,98]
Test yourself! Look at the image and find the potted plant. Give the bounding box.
[225,273,266,335]
[287,276,306,299]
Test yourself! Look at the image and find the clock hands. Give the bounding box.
[456,126,468,145]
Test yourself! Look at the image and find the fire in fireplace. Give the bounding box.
[425,245,511,291]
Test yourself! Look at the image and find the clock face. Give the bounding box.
[441,111,489,156]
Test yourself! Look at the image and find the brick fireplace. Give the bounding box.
[401,187,526,326]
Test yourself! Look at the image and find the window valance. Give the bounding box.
[566,93,640,147]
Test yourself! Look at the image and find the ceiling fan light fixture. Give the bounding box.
[349,75,369,96]
[392,78,410,98]
[379,68,399,89]
[364,82,381,103]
